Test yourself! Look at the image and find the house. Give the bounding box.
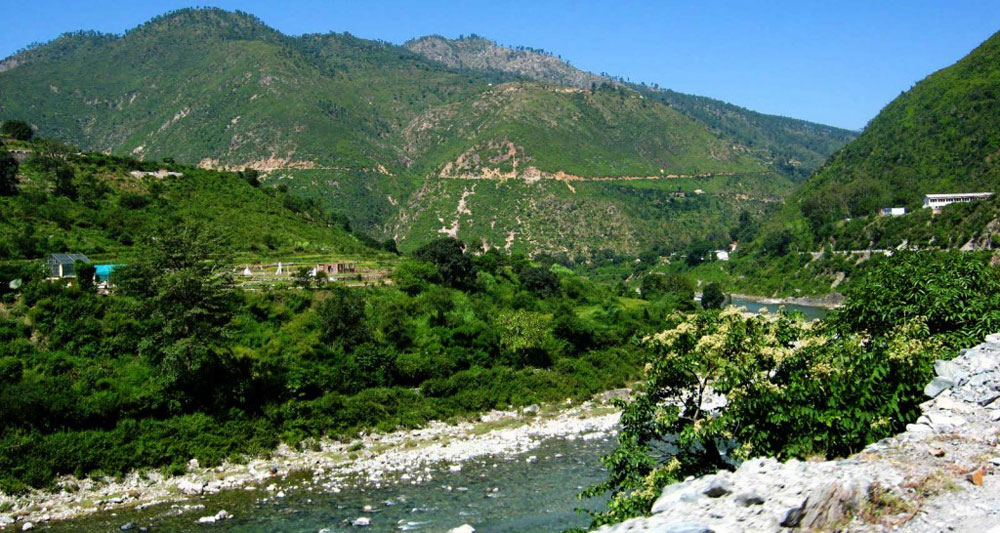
[922,193,993,212]
[46,253,91,278]
[880,207,906,216]
[317,263,356,275]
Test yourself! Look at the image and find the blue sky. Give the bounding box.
[3,1,999,130]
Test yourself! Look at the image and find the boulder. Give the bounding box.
[779,497,808,527]
[448,525,476,533]
[925,376,955,398]
[702,475,733,498]
[735,490,765,506]
[177,478,205,495]
[352,517,371,527]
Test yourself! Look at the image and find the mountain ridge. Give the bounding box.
[0,8,854,255]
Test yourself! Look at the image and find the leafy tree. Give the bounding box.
[520,266,560,298]
[684,240,715,267]
[114,226,236,410]
[760,228,793,256]
[0,120,33,141]
[391,259,438,295]
[584,308,939,527]
[701,282,725,310]
[412,238,476,290]
[75,262,96,292]
[316,286,369,350]
[640,272,694,305]
[829,251,1000,347]
[0,150,18,196]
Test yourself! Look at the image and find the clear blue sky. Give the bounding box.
[4,1,999,130]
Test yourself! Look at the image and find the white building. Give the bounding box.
[923,192,993,212]
[879,207,906,216]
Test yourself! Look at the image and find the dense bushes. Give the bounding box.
[0,234,653,493]
[584,251,995,527]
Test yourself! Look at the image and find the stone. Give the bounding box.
[352,516,371,527]
[779,497,809,527]
[522,404,540,414]
[703,476,733,498]
[177,478,205,495]
[120,522,136,531]
[925,411,967,432]
[448,525,476,533]
[925,376,956,398]
[651,485,701,514]
[929,447,946,457]
[735,490,765,506]
[967,468,985,486]
[22,523,34,531]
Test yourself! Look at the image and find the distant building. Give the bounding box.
[46,253,91,278]
[923,193,993,212]
[880,207,906,217]
[317,262,356,275]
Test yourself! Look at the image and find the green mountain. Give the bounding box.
[404,35,858,180]
[0,8,854,256]
[784,30,1000,244]
[0,138,372,262]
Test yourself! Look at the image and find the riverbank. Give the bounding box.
[729,292,843,310]
[0,390,628,531]
[596,335,1000,532]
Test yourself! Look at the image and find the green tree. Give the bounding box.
[114,226,236,410]
[317,286,370,350]
[640,272,694,304]
[701,282,725,310]
[0,120,33,141]
[412,238,476,290]
[75,262,96,292]
[520,266,560,298]
[0,150,18,196]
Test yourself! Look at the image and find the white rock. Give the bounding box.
[177,479,205,495]
[22,523,34,531]
[448,525,476,533]
[352,516,371,527]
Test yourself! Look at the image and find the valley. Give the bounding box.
[2,6,1000,533]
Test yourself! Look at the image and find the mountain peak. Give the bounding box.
[130,8,279,41]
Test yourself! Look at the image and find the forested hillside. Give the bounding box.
[405,35,858,180]
[0,135,370,261]
[0,8,854,256]
[784,29,1000,244]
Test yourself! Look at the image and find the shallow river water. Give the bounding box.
[40,301,830,533]
[43,436,614,533]
[728,296,829,321]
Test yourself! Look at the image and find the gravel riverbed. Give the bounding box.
[0,392,628,531]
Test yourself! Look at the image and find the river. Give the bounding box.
[36,300,831,533]
[727,296,829,321]
[42,437,614,533]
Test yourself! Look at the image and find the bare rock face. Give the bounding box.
[595,334,1000,533]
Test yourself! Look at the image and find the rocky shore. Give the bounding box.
[0,391,627,530]
[595,334,1000,533]
[730,292,844,310]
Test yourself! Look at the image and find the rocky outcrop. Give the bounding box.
[596,334,1000,532]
